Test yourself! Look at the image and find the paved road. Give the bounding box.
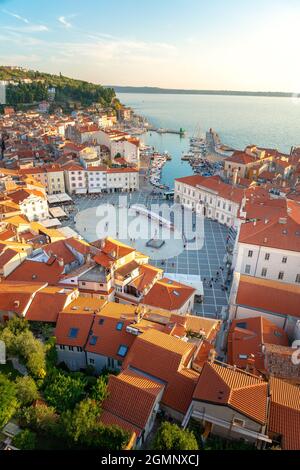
[69,191,232,318]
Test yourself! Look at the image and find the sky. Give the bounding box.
[0,0,300,92]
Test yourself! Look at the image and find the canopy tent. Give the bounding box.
[40,218,62,228]
[164,272,204,296]
[49,206,67,218]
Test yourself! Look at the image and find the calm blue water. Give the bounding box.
[118,93,300,188]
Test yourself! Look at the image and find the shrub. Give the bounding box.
[15,376,39,406]
[153,422,199,451]
[43,370,87,413]
[13,429,37,450]
[0,373,19,428]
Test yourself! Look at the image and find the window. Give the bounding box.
[89,335,98,346]
[117,345,128,357]
[59,345,65,350]
[248,250,253,258]
[98,318,105,325]
[232,418,245,428]
[116,321,124,331]
[265,253,270,261]
[261,268,267,277]
[296,274,300,283]
[282,257,287,264]
[274,331,283,338]
[68,346,74,351]
[239,354,248,360]
[77,347,83,352]
[278,272,284,280]
[89,358,95,365]
[245,265,251,274]
[68,328,79,339]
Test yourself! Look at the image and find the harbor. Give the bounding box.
[180,129,225,176]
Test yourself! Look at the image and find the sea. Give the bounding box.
[118,92,300,189]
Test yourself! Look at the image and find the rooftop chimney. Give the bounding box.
[208,349,217,364]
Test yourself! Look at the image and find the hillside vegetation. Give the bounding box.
[0,67,116,108]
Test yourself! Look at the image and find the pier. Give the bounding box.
[206,129,235,159]
[148,127,186,136]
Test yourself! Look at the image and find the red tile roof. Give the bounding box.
[55,310,94,347]
[122,329,197,414]
[102,368,164,433]
[269,377,300,449]
[236,275,300,318]
[142,278,195,311]
[176,175,245,205]
[225,151,257,165]
[0,281,47,316]
[193,362,268,424]
[239,200,300,252]
[26,287,75,323]
[0,248,18,268]
[85,311,136,361]
[227,316,288,371]
[7,259,64,284]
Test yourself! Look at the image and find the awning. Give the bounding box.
[164,272,204,296]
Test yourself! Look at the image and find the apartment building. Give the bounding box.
[8,188,49,222]
[175,175,245,229]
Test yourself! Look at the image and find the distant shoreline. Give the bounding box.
[111,85,298,98]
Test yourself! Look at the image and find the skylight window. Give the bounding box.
[173,290,180,296]
[117,345,128,357]
[99,318,105,325]
[89,335,98,346]
[236,322,247,329]
[239,354,248,359]
[116,321,124,331]
[68,328,79,339]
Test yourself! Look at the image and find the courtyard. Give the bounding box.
[64,191,231,318]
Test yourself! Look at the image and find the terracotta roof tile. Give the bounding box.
[193,362,268,424]
[227,316,288,371]
[102,368,163,433]
[142,278,195,311]
[269,377,300,450]
[236,275,300,318]
[7,259,64,284]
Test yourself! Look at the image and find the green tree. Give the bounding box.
[153,422,199,451]
[15,330,46,378]
[15,376,39,406]
[86,424,130,450]
[43,370,87,413]
[0,373,19,428]
[61,398,101,444]
[2,317,29,335]
[13,429,37,450]
[90,376,108,403]
[18,403,58,434]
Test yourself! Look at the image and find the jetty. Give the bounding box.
[148,127,186,136]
